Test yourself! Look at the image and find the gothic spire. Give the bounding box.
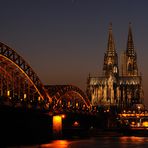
[125,23,138,76]
[126,22,134,55]
[103,23,118,77]
[107,23,116,56]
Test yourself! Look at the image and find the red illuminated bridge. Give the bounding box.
[0,42,91,113]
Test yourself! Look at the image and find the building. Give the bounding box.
[86,23,144,110]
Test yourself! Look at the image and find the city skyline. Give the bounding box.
[0,0,148,106]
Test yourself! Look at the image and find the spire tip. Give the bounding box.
[109,22,112,30]
[129,22,132,28]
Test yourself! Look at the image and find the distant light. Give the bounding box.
[38,96,41,101]
[137,122,140,127]
[90,126,93,129]
[7,90,10,97]
[61,114,66,119]
[107,109,110,112]
[142,122,148,127]
[73,121,79,127]
[24,94,27,99]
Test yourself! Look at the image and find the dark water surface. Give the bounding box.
[11,136,148,148]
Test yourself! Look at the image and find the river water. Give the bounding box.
[12,136,148,148]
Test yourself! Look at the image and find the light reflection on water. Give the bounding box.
[17,137,148,148]
[120,136,148,143]
[40,140,70,148]
[40,137,148,148]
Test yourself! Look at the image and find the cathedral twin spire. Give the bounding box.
[103,23,138,77]
[87,23,143,107]
[107,22,135,57]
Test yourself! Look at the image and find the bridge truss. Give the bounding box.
[0,42,91,112]
[45,85,91,113]
[0,42,51,109]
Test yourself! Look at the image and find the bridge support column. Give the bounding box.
[52,115,62,138]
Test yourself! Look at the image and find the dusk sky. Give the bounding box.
[0,0,148,106]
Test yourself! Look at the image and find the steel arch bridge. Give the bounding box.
[0,42,91,112]
[0,42,51,109]
[45,85,91,113]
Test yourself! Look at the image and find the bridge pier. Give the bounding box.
[52,115,62,138]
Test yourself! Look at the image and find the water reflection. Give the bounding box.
[120,136,148,144]
[38,137,148,148]
[14,137,148,148]
[40,140,70,148]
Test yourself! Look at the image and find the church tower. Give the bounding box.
[125,23,138,76]
[86,23,144,109]
[103,23,119,77]
[119,23,143,108]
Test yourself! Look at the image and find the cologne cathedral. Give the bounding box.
[87,23,144,109]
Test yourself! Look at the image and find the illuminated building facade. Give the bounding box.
[87,23,144,109]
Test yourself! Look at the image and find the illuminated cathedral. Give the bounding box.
[87,23,144,109]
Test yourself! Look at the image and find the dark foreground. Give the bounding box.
[0,106,53,146]
[0,106,97,147]
[0,106,148,147]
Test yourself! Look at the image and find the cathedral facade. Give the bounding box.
[87,23,144,109]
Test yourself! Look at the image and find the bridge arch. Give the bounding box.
[0,42,52,108]
[45,85,91,110]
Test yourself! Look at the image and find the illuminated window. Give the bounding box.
[24,94,27,99]
[7,90,10,97]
